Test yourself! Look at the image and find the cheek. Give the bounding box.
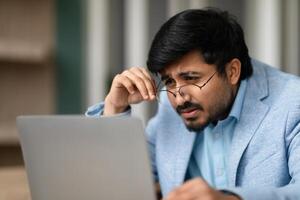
[167,94,176,107]
[208,84,233,115]
[191,90,213,109]
[193,82,231,113]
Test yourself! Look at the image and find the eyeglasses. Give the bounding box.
[155,71,217,101]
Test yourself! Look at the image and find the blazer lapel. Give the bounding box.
[228,63,270,187]
[228,97,269,186]
[173,124,196,187]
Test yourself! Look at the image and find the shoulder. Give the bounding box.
[251,59,300,86]
[250,59,300,107]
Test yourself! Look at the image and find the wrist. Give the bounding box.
[226,195,241,200]
[221,190,242,200]
[103,96,128,116]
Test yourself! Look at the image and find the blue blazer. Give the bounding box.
[86,59,300,199]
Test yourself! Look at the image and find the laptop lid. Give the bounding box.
[17,116,156,200]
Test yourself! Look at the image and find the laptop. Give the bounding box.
[17,115,156,200]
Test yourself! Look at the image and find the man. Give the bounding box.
[86,8,300,200]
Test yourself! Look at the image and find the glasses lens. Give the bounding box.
[156,84,201,102]
[178,84,200,96]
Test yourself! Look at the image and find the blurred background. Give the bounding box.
[0,0,299,199]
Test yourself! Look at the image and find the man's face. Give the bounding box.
[160,51,240,131]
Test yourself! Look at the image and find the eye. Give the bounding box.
[163,78,176,88]
[183,76,200,82]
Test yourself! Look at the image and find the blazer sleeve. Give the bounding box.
[85,102,131,117]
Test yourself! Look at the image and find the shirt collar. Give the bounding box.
[228,79,247,121]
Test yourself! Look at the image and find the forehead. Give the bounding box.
[160,50,215,77]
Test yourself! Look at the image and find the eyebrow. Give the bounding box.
[161,71,201,81]
[179,71,201,77]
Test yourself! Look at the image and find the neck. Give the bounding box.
[218,83,240,121]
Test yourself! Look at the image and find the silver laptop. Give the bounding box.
[17,116,156,200]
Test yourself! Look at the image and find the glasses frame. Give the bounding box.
[155,71,217,100]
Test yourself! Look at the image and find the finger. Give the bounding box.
[166,187,198,200]
[122,70,150,99]
[164,188,179,200]
[178,178,209,193]
[140,68,158,96]
[114,74,137,94]
[130,67,153,82]
[129,68,156,99]
[135,67,156,86]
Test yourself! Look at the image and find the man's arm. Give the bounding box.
[85,102,131,117]
[85,67,156,117]
[103,67,156,116]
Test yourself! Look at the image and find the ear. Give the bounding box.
[225,58,241,85]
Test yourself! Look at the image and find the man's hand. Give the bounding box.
[165,178,240,200]
[104,67,156,116]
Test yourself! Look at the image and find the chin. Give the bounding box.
[184,117,209,132]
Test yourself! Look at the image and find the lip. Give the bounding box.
[180,108,199,119]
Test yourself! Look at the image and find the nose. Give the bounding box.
[174,88,190,105]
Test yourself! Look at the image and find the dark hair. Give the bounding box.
[147,8,253,80]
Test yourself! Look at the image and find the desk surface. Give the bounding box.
[0,166,31,200]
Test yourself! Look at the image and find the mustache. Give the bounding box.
[176,101,203,114]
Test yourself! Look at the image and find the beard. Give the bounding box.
[176,101,208,132]
[185,120,208,132]
[176,87,235,132]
